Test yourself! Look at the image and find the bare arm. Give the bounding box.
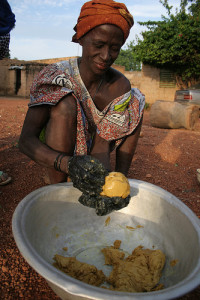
[90,133,111,171]
[115,117,143,176]
[19,105,70,172]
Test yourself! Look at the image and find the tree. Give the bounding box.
[133,0,200,87]
[115,41,141,71]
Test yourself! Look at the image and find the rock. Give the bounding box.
[146,174,152,178]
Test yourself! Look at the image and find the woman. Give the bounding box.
[19,0,145,185]
[0,0,15,185]
[0,0,15,59]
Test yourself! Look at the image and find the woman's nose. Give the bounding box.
[100,46,111,61]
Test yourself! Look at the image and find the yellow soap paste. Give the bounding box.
[54,241,166,292]
[100,172,130,198]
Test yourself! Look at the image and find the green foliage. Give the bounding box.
[133,0,200,85]
[115,42,142,71]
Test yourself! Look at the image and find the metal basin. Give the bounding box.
[12,180,200,300]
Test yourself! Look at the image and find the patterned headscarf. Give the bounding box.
[72,0,134,43]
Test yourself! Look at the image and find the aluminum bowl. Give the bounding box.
[12,180,200,300]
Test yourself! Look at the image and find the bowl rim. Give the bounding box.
[12,179,200,300]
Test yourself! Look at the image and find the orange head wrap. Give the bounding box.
[72,0,134,43]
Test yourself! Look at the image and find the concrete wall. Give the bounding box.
[0,59,47,97]
[0,64,14,95]
[19,64,47,97]
[125,65,177,104]
[0,58,178,102]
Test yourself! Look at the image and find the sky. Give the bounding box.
[8,0,181,61]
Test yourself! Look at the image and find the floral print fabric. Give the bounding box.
[29,57,145,155]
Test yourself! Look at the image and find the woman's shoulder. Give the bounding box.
[107,67,131,95]
[55,57,78,71]
[31,57,79,88]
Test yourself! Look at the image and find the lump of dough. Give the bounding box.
[53,241,166,293]
[101,247,125,265]
[54,254,105,286]
[100,172,130,198]
[106,245,166,292]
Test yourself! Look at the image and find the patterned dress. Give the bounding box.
[0,33,10,59]
[30,57,145,155]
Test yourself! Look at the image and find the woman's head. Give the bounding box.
[79,24,124,75]
[72,0,133,44]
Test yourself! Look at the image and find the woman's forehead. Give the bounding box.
[85,24,124,42]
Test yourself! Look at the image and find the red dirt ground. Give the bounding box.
[0,97,200,299]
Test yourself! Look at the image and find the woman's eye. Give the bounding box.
[112,47,120,52]
[95,44,103,48]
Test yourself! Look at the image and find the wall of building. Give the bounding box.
[125,65,177,104]
[0,59,47,97]
[19,64,47,97]
[0,58,178,102]
[0,64,13,95]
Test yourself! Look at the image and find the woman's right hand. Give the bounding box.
[68,155,109,195]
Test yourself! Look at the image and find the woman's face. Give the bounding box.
[79,24,124,76]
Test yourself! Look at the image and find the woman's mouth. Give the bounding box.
[95,62,108,70]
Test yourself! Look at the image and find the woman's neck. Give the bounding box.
[78,57,104,87]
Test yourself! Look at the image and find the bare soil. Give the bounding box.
[0,97,200,299]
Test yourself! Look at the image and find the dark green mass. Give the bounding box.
[68,155,130,215]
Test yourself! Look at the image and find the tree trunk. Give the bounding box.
[150,100,199,130]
